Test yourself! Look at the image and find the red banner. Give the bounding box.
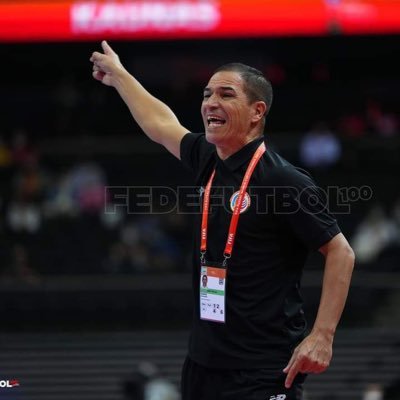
[0,0,399,42]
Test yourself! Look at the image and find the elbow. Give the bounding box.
[319,233,355,270]
[344,244,355,270]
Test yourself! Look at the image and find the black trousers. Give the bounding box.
[181,357,304,400]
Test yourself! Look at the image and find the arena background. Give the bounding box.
[0,1,399,399]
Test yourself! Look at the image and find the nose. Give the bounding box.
[204,93,219,110]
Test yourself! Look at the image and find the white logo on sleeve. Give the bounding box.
[269,395,286,400]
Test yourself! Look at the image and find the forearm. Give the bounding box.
[113,68,182,144]
[312,244,355,338]
[283,240,354,387]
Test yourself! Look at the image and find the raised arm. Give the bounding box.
[283,232,355,388]
[90,41,189,159]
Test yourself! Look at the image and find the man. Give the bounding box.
[90,41,355,400]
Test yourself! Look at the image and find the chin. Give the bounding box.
[205,133,218,145]
[205,129,224,145]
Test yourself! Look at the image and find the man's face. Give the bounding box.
[201,70,258,147]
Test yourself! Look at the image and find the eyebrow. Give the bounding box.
[203,86,236,93]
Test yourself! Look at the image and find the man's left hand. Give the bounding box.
[283,330,333,388]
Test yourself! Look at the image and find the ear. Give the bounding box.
[251,101,267,123]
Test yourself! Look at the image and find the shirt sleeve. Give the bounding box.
[180,132,215,173]
[270,166,341,250]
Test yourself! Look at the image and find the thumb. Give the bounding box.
[283,354,296,373]
[101,40,114,55]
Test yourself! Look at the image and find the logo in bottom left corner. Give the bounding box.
[0,379,20,388]
[269,395,286,400]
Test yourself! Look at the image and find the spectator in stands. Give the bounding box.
[44,161,106,217]
[351,205,398,264]
[68,162,106,214]
[7,156,47,234]
[0,135,12,208]
[0,244,40,284]
[362,383,383,400]
[123,361,180,400]
[0,135,12,168]
[366,100,398,138]
[299,122,341,168]
[11,128,37,166]
[339,114,366,138]
[6,200,41,234]
[13,158,47,204]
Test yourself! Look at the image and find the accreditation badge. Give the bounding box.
[200,263,227,323]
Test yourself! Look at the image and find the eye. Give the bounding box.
[203,94,210,99]
[222,93,234,98]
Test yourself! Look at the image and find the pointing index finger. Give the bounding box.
[101,40,114,55]
[284,359,301,389]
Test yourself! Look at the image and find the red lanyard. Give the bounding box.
[200,142,266,266]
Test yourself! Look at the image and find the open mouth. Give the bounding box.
[207,115,226,127]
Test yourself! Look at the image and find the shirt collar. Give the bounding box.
[217,135,265,172]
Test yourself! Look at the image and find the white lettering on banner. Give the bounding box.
[71,1,220,33]
[71,2,96,31]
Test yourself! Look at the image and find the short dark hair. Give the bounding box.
[213,63,273,117]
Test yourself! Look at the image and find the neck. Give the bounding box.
[216,133,263,160]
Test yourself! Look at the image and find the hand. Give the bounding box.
[90,41,125,87]
[283,330,333,388]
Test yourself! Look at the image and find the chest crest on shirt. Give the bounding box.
[229,191,251,214]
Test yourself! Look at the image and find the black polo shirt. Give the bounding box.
[180,132,341,370]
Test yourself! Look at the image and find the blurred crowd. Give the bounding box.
[0,124,399,283]
[0,131,191,282]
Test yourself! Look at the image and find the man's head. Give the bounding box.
[201,63,273,151]
[202,275,208,287]
[214,63,273,117]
